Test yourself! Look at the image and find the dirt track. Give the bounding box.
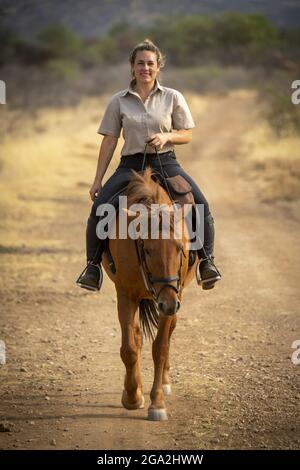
[0,90,299,450]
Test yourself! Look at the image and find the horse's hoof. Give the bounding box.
[163,384,172,396]
[121,390,145,410]
[148,408,168,421]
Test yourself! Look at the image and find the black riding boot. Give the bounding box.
[196,213,222,290]
[76,215,105,292]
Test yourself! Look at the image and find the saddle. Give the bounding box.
[107,173,195,209]
[162,174,195,207]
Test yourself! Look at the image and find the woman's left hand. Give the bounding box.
[146,133,170,151]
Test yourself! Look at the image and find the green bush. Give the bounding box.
[1,12,298,70]
[0,27,18,65]
[37,24,82,59]
[265,86,300,137]
[106,21,142,61]
[96,36,119,63]
[45,58,80,80]
[79,42,104,67]
[214,12,279,51]
[149,13,280,66]
[280,28,300,52]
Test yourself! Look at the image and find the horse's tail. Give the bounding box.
[139,299,159,340]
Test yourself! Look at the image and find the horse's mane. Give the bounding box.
[126,167,169,207]
[124,167,187,340]
[125,166,181,238]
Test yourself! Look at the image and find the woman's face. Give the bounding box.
[131,50,160,85]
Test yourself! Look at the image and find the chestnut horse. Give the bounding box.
[101,167,197,421]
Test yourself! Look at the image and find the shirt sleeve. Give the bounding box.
[172,91,196,130]
[97,95,122,137]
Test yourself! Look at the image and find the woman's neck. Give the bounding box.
[133,79,156,96]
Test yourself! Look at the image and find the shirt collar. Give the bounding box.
[121,78,163,97]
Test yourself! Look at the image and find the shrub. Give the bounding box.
[37,24,82,59]
[45,58,80,80]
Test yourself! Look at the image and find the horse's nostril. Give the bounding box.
[176,301,181,312]
[158,302,165,312]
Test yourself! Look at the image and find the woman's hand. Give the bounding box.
[89,181,103,201]
[146,133,170,151]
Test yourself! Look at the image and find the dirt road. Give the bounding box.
[0,90,299,450]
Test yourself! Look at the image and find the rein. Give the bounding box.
[141,143,174,203]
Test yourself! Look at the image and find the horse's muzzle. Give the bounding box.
[158,299,180,316]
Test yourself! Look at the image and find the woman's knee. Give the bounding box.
[89,169,131,218]
[173,167,210,217]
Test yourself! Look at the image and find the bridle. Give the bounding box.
[134,237,186,304]
[134,142,186,304]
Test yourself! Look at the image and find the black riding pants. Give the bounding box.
[91,150,210,218]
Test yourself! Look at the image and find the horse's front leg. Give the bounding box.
[162,315,177,396]
[148,314,175,421]
[117,291,144,410]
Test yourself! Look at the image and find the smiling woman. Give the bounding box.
[76,38,222,292]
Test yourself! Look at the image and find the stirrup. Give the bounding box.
[196,256,222,286]
[76,262,103,292]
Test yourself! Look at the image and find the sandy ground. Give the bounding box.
[0,89,299,450]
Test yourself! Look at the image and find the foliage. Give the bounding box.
[37,24,82,59]
[45,58,80,80]
[265,86,300,137]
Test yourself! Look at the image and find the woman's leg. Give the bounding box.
[162,163,221,289]
[87,167,134,261]
[160,163,210,244]
[77,167,134,291]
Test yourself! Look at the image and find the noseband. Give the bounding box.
[134,237,185,303]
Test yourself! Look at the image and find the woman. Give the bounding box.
[76,39,221,292]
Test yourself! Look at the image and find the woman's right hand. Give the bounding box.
[89,181,103,201]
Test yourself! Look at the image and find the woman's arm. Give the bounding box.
[147,129,192,150]
[168,129,192,145]
[90,135,118,201]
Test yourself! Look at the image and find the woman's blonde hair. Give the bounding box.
[129,38,165,79]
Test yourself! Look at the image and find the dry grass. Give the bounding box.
[240,120,300,204]
[0,96,123,249]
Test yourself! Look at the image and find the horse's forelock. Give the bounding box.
[126,167,163,207]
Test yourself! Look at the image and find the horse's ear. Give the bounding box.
[143,167,153,181]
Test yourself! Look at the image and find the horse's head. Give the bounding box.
[125,167,192,316]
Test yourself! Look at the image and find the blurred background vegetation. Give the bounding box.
[1,12,299,137]
[1,13,299,68]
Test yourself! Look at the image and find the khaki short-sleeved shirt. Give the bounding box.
[97,79,196,156]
